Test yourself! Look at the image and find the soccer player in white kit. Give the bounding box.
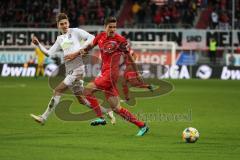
[30,13,115,125]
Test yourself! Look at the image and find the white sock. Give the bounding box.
[99,106,107,114]
[107,110,114,118]
[81,97,91,108]
[41,95,61,120]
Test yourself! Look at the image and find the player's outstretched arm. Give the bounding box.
[64,43,95,61]
[32,35,61,57]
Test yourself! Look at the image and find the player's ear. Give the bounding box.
[104,24,108,29]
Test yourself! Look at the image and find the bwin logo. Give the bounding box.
[196,65,212,79]
[221,67,240,80]
[1,64,36,77]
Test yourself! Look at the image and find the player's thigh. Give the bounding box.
[64,65,85,84]
[54,81,68,95]
[65,67,85,95]
[70,76,84,96]
[107,96,121,111]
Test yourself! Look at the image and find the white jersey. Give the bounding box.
[38,28,94,73]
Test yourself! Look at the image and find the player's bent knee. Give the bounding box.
[53,89,62,96]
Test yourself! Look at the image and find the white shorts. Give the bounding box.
[63,65,85,93]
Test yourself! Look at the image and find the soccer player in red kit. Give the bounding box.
[65,17,149,136]
[122,49,153,101]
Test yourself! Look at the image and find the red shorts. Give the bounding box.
[94,71,119,99]
[124,71,138,81]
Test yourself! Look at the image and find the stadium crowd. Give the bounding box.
[0,0,239,29]
[127,0,199,28]
[128,0,240,29]
[208,0,240,29]
[0,0,122,27]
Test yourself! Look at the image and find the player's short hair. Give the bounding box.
[104,16,117,25]
[56,13,68,23]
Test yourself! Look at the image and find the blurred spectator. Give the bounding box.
[78,14,86,26]
[182,9,195,28]
[219,11,230,29]
[144,6,153,25]
[153,10,163,25]
[190,0,197,14]
[162,6,171,24]
[228,53,236,66]
[132,1,141,24]
[209,38,217,65]
[211,9,219,29]
[171,5,181,23]
[35,48,45,77]
[219,0,226,10]
[97,6,105,24]
[150,1,157,17]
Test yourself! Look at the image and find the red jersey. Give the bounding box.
[93,32,128,77]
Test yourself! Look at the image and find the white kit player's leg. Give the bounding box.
[30,81,68,125]
[41,95,61,120]
[30,95,61,125]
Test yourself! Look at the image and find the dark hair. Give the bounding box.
[104,16,117,25]
[56,13,68,23]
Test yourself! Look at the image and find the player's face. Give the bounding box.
[57,19,70,34]
[105,22,117,37]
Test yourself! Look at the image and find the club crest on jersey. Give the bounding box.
[102,41,118,54]
[61,38,74,50]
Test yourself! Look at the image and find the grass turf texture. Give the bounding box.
[0,77,239,160]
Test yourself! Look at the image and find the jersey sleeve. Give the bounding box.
[73,28,95,48]
[92,33,101,46]
[38,37,61,57]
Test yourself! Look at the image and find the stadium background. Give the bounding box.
[0,0,240,160]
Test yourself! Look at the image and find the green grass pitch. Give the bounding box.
[0,77,239,160]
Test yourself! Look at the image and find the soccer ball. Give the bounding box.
[182,127,199,143]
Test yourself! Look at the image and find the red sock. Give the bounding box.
[122,84,129,100]
[130,80,149,89]
[116,107,145,128]
[85,95,103,118]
